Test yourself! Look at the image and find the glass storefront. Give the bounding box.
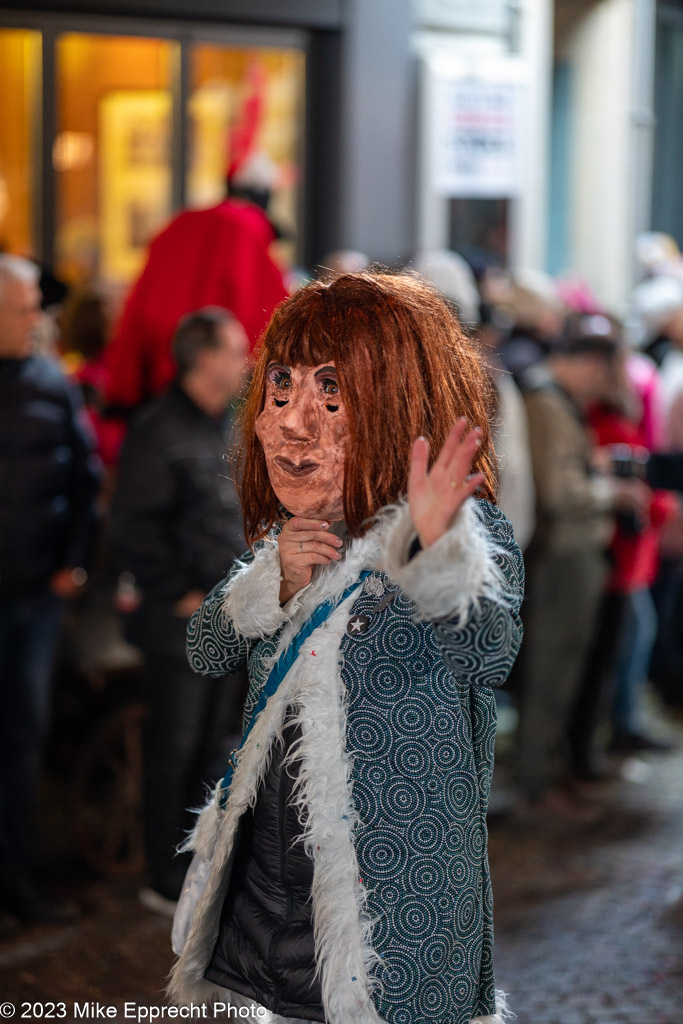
[56,33,175,284]
[0,19,305,288]
[0,28,41,258]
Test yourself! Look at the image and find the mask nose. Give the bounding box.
[280,389,318,442]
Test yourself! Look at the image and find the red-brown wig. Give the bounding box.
[237,271,497,544]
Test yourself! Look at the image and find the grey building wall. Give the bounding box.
[652,1,683,249]
[337,0,415,266]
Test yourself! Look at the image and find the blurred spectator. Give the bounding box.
[416,254,536,551]
[489,359,536,552]
[516,314,651,818]
[635,232,680,279]
[555,275,603,317]
[61,286,125,468]
[412,249,481,329]
[634,275,683,705]
[650,518,683,707]
[632,274,683,371]
[568,328,677,777]
[30,263,71,361]
[0,254,100,923]
[498,268,566,383]
[109,308,248,910]
[36,263,70,314]
[624,346,667,452]
[657,296,683,454]
[477,304,536,553]
[612,348,681,725]
[105,192,288,412]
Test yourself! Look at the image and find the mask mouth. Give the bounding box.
[273,455,320,478]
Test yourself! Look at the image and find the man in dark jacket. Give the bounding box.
[109,307,248,909]
[0,255,100,922]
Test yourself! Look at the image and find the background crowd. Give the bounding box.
[1,186,683,929]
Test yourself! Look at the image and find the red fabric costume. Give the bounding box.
[105,200,288,409]
[589,408,677,592]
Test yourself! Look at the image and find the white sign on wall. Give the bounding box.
[417,0,510,35]
[428,58,525,198]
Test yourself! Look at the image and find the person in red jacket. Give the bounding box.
[588,406,677,753]
[568,346,678,777]
[105,198,289,411]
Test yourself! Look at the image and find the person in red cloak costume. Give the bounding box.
[106,59,289,411]
[104,198,289,411]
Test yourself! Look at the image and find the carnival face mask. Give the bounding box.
[255,361,349,521]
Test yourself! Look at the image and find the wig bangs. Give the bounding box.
[263,306,339,369]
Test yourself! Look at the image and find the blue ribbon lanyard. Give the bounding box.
[217,569,372,810]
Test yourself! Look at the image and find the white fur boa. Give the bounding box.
[378,499,508,624]
[168,499,513,1024]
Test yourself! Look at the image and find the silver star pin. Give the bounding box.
[347,614,370,636]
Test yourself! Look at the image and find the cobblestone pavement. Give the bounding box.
[1,721,681,1024]
[489,722,683,1024]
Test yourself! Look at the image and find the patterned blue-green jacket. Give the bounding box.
[169,499,523,1024]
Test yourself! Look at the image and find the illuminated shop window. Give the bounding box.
[188,44,305,266]
[0,29,41,258]
[55,33,174,285]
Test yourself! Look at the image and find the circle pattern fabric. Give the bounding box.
[186,500,523,1024]
[340,502,522,1024]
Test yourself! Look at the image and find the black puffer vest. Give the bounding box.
[204,717,324,1021]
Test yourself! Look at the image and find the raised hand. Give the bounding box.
[408,418,484,548]
[277,516,344,604]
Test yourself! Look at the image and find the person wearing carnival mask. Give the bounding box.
[169,273,524,1024]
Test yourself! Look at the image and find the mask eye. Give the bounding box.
[320,375,339,412]
[267,367,291,406]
